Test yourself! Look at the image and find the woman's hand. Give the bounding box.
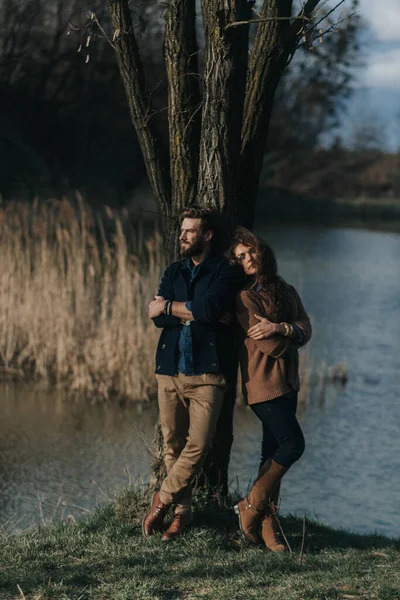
[247,314,277,340]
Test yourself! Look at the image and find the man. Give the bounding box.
[143,206,243,541]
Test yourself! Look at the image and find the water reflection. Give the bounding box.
[0,383,157,530]
[1,226,399,538]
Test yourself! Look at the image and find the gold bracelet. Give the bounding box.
[280,322,290,336]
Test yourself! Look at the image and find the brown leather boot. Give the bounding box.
[261,483,287,552]
[161,511,192,542]
[234,498,263,544]
[142,491,170,538]
[234,459,288,545]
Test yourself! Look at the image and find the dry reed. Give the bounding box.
[0,196,161,401]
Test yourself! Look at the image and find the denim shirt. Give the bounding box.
[177,258,202,375]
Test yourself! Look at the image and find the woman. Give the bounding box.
[230,227,311,552]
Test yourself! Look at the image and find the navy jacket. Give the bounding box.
[153,254,244,376]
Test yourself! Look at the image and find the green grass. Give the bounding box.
[1,489,399,600]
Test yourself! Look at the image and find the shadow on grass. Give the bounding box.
[0,492,398,600]
[185,495,400,553]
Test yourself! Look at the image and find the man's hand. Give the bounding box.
[247,314,277,340]
[148,295,166,319]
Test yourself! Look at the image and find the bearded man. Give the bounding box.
[144,206,243,541]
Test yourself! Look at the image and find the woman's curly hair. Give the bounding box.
[229,226,291,323]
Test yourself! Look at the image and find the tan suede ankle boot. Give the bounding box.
[234,459,288,545]
[234,498,263,545]
[261,483,287,552]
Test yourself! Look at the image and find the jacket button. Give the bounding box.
[157,366,161,370]
[161,344,166,349]
[209,342,215,347]
[211,363,217,367]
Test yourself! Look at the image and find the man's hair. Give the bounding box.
[179,205,217,234]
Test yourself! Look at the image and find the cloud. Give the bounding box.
[363,48,400,88]
[360,0,400,42]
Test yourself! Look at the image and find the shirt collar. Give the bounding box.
[184,253,213,272]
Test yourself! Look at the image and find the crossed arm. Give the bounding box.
[148,296,192,322]
[236,289,311,358]
[149,263,242,327]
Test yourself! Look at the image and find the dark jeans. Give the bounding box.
[250,390,305,469]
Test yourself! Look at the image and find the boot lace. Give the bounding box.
[152,504,164,517]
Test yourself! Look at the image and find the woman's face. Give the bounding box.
[234,244,258,276]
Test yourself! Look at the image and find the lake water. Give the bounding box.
[1,225,399,537]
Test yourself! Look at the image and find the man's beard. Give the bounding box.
[180,237,206,258]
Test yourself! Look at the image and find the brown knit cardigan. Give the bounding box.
[236,284,312,405]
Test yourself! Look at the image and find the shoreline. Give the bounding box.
[256,189,400,231]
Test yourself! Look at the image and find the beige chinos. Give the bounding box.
[156,373,226,513]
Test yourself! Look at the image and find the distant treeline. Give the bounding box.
[1,0,361,205]
[264,148,400,203]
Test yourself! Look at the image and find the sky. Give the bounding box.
[345,0,400,149]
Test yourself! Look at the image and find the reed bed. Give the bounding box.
[0,197,329,404]
[0,197,161,401]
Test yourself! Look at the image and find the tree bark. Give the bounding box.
[238,0,295,226]
[164,0,201,214]
[198,0,251,226]
[237,0,323,226]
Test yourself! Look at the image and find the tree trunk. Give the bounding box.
[107,0,324,497]
[198,0,251,224]
[237,0,294,225]
[164,0,201,213]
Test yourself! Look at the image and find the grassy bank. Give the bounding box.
[1,489,399,600]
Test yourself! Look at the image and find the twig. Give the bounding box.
[225,15,310,30]
[251,6,262,18]
[270,502,293,554]
[134,424,156,458]
[92,479,112,500]
[183,102,203,138]
[17,585,26,600]
[91,12,115,50]
[36,493,46,527]
[313,0,346,29]
[271,502,292,554]
[299,13,348,49]
[299,516,307,564]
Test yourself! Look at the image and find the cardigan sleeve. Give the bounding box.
[289,286,312,348]
[236,291,291,358]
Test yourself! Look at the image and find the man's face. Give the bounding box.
[179,218,209,258]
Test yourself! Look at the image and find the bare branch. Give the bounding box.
[225,16,308,30]
[107,0,171,215]
[313,0,346,29]
[91,11,116,49]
